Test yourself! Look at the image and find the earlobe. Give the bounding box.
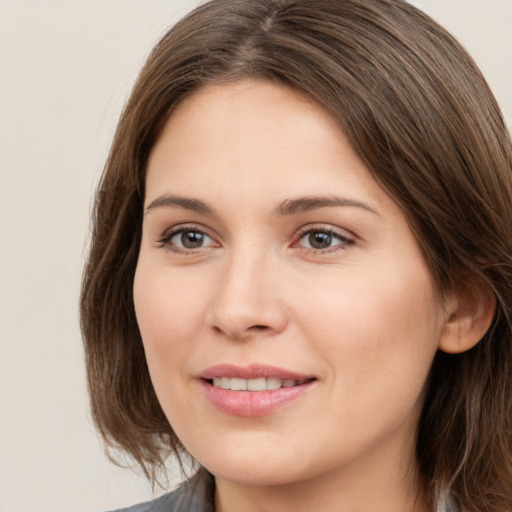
[438,282,496,354]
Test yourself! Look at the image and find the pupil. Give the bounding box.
[309,232,332,249]
[182,231,204,248]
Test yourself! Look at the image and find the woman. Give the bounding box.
[80,1,512,511]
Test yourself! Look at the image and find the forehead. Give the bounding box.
[148,80,349,171]
[145,80,390,211]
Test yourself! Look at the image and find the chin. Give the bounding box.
[196,446,313,487]
[206,463,304,487]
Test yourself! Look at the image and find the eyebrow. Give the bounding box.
[274,196,380,216]
[145,195,215,215]
[144,194,379,217]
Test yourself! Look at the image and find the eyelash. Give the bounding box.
[294,226,355,254]
[155,224,355,255]
[155,224,216,254]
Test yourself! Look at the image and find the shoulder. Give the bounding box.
[108,490,180,512]
[106,470,215,512]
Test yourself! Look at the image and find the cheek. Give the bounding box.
[292,261,441,393]
[288,267,441,459]
[133,262,209,367]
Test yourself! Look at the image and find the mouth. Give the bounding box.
[198,364,317,416]
[207,376,315,391]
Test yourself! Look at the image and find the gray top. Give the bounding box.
[109,471,214,512]
[108,471,459,512]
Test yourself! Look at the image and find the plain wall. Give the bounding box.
[0,1,510,511]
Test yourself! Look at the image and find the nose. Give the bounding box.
[208,248,288,341]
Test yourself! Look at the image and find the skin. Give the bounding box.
[134,80,457,512]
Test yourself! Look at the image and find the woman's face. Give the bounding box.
[134,81,447,489]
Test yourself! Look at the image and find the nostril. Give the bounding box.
[250,325,269,331]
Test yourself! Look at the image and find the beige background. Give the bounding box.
[0,1,510,511]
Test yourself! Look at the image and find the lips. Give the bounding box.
[199,364,316,417]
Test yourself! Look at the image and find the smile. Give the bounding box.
[199,364,317,416]
[210,377,309,391]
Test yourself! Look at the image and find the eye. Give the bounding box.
[296,228,354,252]
[157,226,217,252]
[174,230,212,249]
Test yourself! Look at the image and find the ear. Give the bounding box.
[438,280,496,354]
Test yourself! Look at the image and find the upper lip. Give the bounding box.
[199,363,316,381]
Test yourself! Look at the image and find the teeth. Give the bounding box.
[266,377,281,390]
[211,377,302,391]
[231,378,247,391]
[247,378,265,391]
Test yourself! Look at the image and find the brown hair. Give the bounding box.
[80,0,512,509]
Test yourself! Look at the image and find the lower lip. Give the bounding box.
[200,380,315,417]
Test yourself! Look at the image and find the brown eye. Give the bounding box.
[163,228,216,250]
[308,232,333,249]
[179,231,206,249]
[297,228,354,252]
